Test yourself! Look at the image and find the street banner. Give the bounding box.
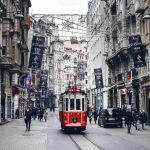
[129,35,146,68]
[94,68,103,88]
[28,36,45,69]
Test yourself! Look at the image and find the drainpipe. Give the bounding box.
[0,73,1,124]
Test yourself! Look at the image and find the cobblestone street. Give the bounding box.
[1,111,150,150]
[0,117,47,150]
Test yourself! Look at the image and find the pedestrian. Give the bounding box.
[122,108,126,127]
[40,108,44,121]
[44,110,48,122]
[52,104,55,112]
[125,109,133,133]
[50,106,52,112]
[37,108,40,120]
[93,109,98,124]
[133,110,140,130]
[88,108,93,124]
[139,110,147,130]
[24,108,32,131]
[15,108,19,119]
[32,107,37,120]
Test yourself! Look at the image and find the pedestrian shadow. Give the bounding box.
[22,132,33,136]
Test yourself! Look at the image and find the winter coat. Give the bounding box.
[25,110,32,123]
[139,112,147,123]
[125,111,133,124]
[93,111,98,119]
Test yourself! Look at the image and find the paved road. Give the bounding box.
[0,110,150,150]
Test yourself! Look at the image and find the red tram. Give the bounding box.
[59,87,87,131]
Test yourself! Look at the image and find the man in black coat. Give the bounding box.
[139,110,147,130]
[25,108,32,131]
[125,109,133,133]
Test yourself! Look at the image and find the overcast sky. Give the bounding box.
[30,0,88,14]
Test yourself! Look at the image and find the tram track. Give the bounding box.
[69,133,103,150]
[54,111,103,150]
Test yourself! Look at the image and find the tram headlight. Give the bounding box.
[72,118,77,123]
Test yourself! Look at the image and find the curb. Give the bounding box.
[0,120,9,125]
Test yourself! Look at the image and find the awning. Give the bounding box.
[141,81,150,87]
[102,86,113,93]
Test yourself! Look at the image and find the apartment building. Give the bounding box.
[87,0,150,117]
[0,0,31,123]
[87,0,109,109]
[28,16,61,108]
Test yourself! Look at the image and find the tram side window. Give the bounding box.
[66,98,68,111]
[70,99,74,110]
[76,99,80,110]
[82,98,84,111]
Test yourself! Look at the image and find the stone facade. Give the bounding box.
[0,0,31,123]
[87,0,150,117]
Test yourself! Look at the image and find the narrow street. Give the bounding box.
[0,110,150,150]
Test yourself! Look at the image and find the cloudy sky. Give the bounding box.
[30,0,88,14]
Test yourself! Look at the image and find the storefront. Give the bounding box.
[141,82,150,118]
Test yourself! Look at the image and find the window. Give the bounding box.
[82,98,84,111]
[76,99,80,110]
[86,80,88,84]
[70,99,74,110]
[66,98,68,111]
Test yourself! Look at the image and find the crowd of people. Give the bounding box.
[16,106,49,132]
[87,106,148,134]
[125,109,147,133]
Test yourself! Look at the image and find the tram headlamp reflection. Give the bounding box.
[72,118,77,123]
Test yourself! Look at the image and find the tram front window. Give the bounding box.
[76,99,80,110]
[82,98,84,111]
[66,98,68,111]
[70,99,74,110]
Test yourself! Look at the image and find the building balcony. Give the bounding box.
[135,0,145,13]
[0,55,14,68]
[106,46,128,64]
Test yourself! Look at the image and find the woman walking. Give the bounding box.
[125,109,133,133]
[24,108,32,132]
[44,110,48,122]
